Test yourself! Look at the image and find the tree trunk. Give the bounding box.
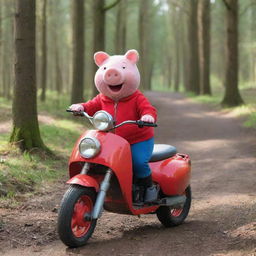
[166,56,172,89]
[181,8,189,92]
[250,7,256,85]
[115,0,126,54]
[71,0,85,104]
[139,0,153,91]
[221,0,244,106]
[0,3,2,97]
[172,9,180,92]
[10,0,46,151]
[188,0,200,94]
[40,0,47,102]
[55,33,62,94]
[52,3,62,94]
[1,2,14,99]
[92,0,105,97]
[92,0,120,97]
[198,0,211,95]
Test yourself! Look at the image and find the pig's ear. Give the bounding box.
[94,51,110,67]
[125,49,139,64]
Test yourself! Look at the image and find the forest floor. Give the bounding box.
[0,91,255,256]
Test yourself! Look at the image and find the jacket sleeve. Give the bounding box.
[136,93,157,121]
[80,95,102,116]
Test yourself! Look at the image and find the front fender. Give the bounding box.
[67,174,99,192]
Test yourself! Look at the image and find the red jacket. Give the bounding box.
[81,90,157,144]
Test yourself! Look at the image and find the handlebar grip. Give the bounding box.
[136,120,158,128]
[66,109,84,116]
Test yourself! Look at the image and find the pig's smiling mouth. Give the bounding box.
[108,84,123,92]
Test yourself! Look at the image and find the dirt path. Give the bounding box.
[0,92,255,256]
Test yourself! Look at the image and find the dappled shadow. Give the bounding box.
[65,202,255,256]
[146,91,256,197]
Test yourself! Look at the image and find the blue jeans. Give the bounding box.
[130,137,154,178]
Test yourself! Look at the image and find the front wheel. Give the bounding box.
[156,185,191,227]
[57,185,97,247]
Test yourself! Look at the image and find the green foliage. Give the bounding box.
[38,90,73,118]
[186,86,256,129]
[0,147,61,197]
[244,112,256,128]
[0,93,86,198]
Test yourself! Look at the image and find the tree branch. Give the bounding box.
[103,0,121,12]
[222,0,232,10]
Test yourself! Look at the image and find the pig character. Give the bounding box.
[70,50,159,205]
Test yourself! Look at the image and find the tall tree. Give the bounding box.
[250,6,256,84]
[181,4,190,91]
[198,0,211,95]
[115,0,126,54]
[40,0,47,101]
[221,0,244,106]
[71,0,85,104]
[188,0,200,94]
[1,1,14,99]
[139,0,153,90]
[10,0,45,151]
[92,0,120,97]
[53,3,62,94]
[171,7,181,92]
[0,2,2,97]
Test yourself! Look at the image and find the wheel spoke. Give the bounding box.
[71,195,94,238]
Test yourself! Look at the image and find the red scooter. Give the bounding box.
[57,110,191,247]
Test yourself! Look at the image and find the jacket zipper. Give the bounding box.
[113,101,118,133]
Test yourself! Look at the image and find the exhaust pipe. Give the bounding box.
[158,195,186,207]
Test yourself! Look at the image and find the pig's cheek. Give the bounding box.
[125,70,140,86]
[125,76,140,91]
[96,82,108,95]
[95,74,105,92]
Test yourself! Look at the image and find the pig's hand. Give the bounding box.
[69,104,84,113]
[141,114,155,123]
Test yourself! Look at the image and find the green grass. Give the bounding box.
[244,112,256,128]
[186,87,256,129]
[185,91,222,106]
[0,92,88,200]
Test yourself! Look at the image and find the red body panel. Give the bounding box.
[68,130,191,215]
[69,130,135,212]
[67,174,99,192]
[150,154,191,195]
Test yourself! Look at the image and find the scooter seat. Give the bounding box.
[149,144,177,162]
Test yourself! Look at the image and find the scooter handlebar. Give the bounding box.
[66,109,87,117]
[136,120,158,128]
[66,109,157,128]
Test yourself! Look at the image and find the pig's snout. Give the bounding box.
[104,68,124,85]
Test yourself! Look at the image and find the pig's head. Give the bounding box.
[94,50,140,101]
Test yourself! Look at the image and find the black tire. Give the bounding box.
[156,186,191,227]
[57,185,97,247]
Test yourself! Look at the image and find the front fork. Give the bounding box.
[82,163,112,220]
[92,169,112,219]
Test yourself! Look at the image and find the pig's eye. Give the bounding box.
[103,67,107,70]
[122,67,126,69]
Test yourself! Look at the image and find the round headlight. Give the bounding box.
[93,111,114,131]
[79,137,101,158]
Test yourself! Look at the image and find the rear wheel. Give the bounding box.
[156,186,191,227]
[57,185,97,247]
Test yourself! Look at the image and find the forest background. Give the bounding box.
[0,0,255,197]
